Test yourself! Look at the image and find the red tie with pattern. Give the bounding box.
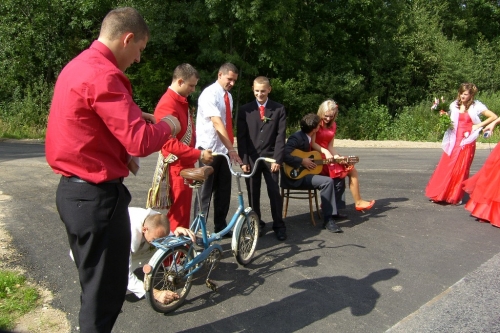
[224,91,234,144]
[259,105,265,120]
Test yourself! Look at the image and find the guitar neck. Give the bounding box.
[313,158,346,165]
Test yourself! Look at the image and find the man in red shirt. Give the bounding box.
[153,64,213,229]
[45,7,179,333]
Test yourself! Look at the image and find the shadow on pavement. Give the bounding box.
[177,268,399,333]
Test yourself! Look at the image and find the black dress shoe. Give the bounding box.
[275,229,287,241]
[323,220,343,233]
[332,213,348,220]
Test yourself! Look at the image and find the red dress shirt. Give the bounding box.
[46,41,171,183]
[154,88,201,167]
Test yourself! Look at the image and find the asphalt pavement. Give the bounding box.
[0,140,499,333]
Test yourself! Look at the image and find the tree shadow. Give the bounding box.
[163,239,367,316]
[178,268,399,332]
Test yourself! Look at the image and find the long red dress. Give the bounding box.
[462,143,500,227]
[425,113,476,204]
[316,123,352,178]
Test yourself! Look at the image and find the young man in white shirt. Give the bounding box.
[195,63,243,235]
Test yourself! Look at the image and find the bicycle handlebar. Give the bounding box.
[212,153,276,178]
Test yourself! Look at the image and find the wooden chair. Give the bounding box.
[280,187,322,226]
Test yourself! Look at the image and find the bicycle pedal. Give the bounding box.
[205,279,218,292]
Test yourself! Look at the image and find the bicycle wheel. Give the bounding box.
[144,246,193,313]
[233,210,259,265]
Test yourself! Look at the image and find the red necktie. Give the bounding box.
[224,91,234,144]
[259,105,265,120]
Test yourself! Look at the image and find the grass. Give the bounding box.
[0,270,39,330]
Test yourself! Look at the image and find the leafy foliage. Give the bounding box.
[1,0,499,141]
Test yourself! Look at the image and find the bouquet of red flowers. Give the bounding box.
[431,96,452,134]
[431,96,448,115]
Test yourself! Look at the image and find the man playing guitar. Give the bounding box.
[281,114,345,233]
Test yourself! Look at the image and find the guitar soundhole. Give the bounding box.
[291,170,298,178]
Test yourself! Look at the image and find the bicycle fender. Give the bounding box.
[231,207,254,254]
[143,248,172,292]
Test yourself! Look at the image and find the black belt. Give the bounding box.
[63,176,123,184]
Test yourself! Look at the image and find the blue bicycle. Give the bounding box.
[143,153,274,313]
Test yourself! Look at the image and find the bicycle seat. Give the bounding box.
[180,166,214,181]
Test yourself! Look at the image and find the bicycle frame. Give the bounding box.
[149,155,275,279]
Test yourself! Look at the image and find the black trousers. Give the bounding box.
[245,158,285,231]
[334,177,346,210]
[194,154,232,232]
[56,177,131,333]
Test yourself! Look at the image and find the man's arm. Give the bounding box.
[271,105,287,172]
[94,71,176,157]
[127,254,146,299]
[211,116,242,164]
[283,134,303,168]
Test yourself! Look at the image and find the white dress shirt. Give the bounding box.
[127,207,162,298]
[195,81,233,154]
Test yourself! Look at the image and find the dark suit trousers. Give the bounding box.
[245,159,285,231]
[296,174,338,222]
[194,154,232,232]
[56,177,131,333]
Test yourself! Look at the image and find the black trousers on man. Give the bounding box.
[194,154,232,232]
[56,177,131,333]
[245,158,285,232]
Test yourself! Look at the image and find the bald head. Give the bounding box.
[144,213,169,232]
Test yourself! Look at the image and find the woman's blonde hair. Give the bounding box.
[456,83,478,111]
[317,99,339,127]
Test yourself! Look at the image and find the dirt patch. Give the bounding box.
[0,191,70,333]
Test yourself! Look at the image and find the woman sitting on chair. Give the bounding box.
[311,99,375,211]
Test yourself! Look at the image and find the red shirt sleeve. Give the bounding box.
[92,71,171,157]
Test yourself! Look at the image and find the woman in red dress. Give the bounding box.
[311,99,375,211]
[426,83,497,205]
[463,117,500,226]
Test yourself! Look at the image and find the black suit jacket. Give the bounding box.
[237,99,286,165]
[281,130,311,189]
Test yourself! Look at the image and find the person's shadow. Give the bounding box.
[178,268,399,332]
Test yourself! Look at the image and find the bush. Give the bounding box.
[389,101,446,142]
[0,78,52,139]
[336,98,391,140]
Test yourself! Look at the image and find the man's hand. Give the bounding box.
[153,289,179,304]
[142,112,156,124]
[241,165,251,173]
[229,150,243,165]
[301,158,316,170]
[161,115,181,136]
[270,162,280,173]
[174,226,195,242]
[201,149,213,165]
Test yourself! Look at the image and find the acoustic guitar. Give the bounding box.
[283,149,359,180]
